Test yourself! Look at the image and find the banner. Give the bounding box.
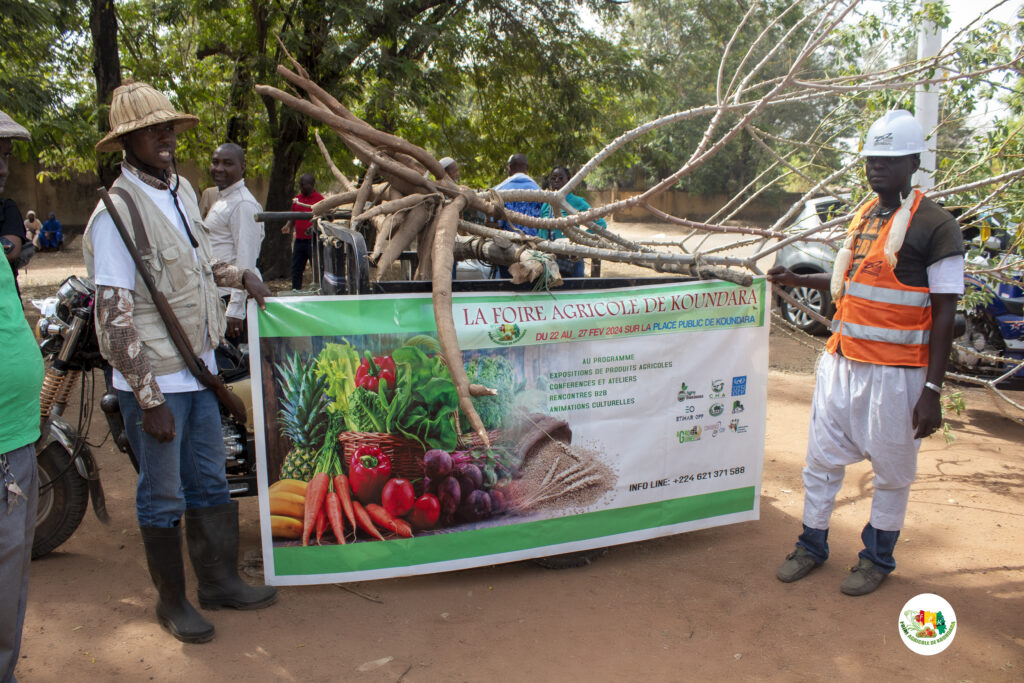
[250,279,769,585]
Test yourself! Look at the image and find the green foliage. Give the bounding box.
[940,390,965,444]
[463,354,519,430]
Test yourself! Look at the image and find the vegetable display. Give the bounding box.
[270,337,607,547]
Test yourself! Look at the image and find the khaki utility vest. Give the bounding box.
[84,173,226,377]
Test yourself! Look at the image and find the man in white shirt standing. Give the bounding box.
[205,142,264,343]
[84,81,276,644]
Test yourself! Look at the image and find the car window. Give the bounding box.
[815,201,842,223]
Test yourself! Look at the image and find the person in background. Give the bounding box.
[0,109,44,683]
[493,153,543,278]
[281,173,323,291]
[38,212,62,251]
[541,166,606,278]
[769,110,963,596]
[23,211,41,249]
[84,81,276,644]
[0,114,30,298]
[439,156,459,182]
[205,142,264,344]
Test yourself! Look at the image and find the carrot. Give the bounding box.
[365,503,413,538]
[393,518,413,539]
[325,490,347,545]
[314,505,327,545]
[333,474,357,530]
[302,472,330,547]
[350,500,386,541]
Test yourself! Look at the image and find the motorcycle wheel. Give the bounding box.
[33,443,90,559]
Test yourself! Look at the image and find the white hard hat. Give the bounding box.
[860,109,927,157]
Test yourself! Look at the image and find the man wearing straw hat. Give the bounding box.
[0,109,44,683]
[84,81,276,643]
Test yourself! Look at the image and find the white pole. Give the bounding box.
[913,3,942,190]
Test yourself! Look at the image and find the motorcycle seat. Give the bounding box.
[998,295,1024,317]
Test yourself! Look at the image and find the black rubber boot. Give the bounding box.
[139,525,215,644]
[185,501,278,611]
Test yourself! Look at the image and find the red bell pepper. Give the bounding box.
[349,445,392,504]
[354,354,397,393]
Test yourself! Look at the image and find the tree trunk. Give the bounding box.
[90,0,121,188]
[257,109,309,280]
[225,60,252,147]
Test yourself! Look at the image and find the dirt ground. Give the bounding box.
[11,230,1024,682]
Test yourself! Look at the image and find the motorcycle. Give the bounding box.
[950,221,1024,388]
[33,275,260,558]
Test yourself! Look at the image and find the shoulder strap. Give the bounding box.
[108,186,153,258]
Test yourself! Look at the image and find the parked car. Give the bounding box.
[772,196,844,334]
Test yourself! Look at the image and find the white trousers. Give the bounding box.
[801,352,925,532]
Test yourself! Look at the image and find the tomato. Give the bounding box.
[408,493,441,530]
[381,478,416,517]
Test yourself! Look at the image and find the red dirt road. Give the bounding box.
[12,240,1024,682]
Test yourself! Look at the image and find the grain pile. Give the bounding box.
[507,439,614,514]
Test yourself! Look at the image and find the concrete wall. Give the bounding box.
[582,189,800,226]
[2,160,270,232]
[3,160,792,232]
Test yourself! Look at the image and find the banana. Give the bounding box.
[269,494,305,520]
[270,515,303,539]
[270,479,308,497]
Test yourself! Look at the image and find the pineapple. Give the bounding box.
[276,352,330,482]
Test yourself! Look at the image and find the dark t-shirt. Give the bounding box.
[849,196,963,288]
[1,198,25,241]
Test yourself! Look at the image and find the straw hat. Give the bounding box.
[95,80,198,153]
[0,110,31,141]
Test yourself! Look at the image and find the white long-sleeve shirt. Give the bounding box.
[205,178,263,318]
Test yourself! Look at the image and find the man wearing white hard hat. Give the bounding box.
[84,81,276,643]
[768,110,964,596]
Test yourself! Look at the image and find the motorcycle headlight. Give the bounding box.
[55,276,94,321]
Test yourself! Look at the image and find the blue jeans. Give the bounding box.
[797,522,899,574]
[118,389,230,528]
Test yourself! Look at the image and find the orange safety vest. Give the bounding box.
[826,190,931,367]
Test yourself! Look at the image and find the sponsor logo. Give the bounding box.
[873,131,894,147]
[862,259,883,277]
[676,426,702,443]
[488,323,525,345]
[709,403,724,417]
[676,381,704,402]
[728,418,748,433]
[705,421,725,437]
[709,378,727,398]
[731,376,747,396]
[732,400,744,414]
[898,593,957,655]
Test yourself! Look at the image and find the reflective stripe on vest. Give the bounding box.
[845,281,931,307]
[830,318,930,345]
[825,189,932,367]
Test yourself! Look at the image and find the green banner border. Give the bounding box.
[257,280,765,339]
[274,486,755,576]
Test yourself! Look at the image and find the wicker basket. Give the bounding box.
[458,429,505,450]
[337,432,426,483]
